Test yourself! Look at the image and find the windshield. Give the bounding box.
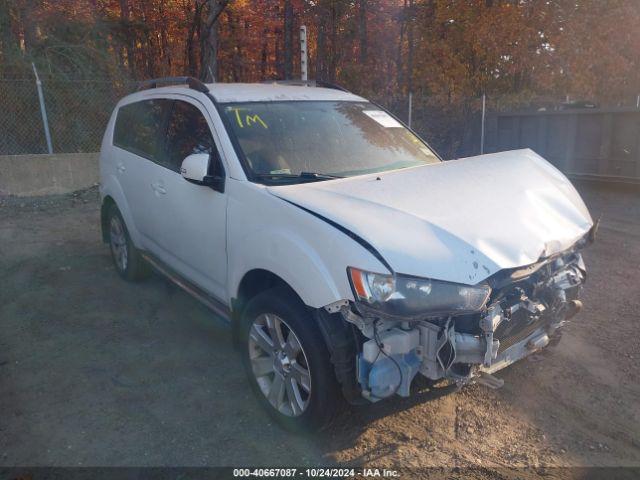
[221,101,439,183]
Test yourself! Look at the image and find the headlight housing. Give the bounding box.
[348,267,491,317]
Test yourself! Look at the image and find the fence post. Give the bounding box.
[32,63,53,154]
[408,92,413,128]
[480,93,486,155]
[300,25,308,81]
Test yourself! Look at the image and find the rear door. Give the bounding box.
[112,98,171,246]
[143,98,228,300]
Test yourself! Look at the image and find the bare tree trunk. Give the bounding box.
[328,2,338,82]
[202,25,218,81]
[242,19,250,79]
[185,1,204,77]
[358,0,367,64]
[0,1,20,61]
[406,0,415,94]
[119,0,136,77]
[139,6,156,78]
[315,16,326,80]
[159,1,171,75]
[275,26,282,79]
[396,0,407,90]
[17,0,38,54]
[200,0,231,82]
[260,27,268,79]
[283,0,294,79]
[227,9,240,81]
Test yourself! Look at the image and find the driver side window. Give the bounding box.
[164,100,218,173]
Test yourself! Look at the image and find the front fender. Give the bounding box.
[229,227,343,308]
[226,181,388,309]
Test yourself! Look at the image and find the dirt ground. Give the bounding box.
[1,182,639,476]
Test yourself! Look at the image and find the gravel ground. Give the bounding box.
[0,182,639,477]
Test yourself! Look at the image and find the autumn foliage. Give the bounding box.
[2,0,639,102]
[1,1,639,156]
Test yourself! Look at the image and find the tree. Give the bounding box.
[118,0,136,77]
[200,0,232,82]
[185,0,206,77]
[2,0,640,150]
[283,0,294,79]
[357,0,367,64]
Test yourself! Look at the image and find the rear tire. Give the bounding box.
[239,286,341,432]
[107,204,150,281]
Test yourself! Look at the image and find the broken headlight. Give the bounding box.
[348,267,491,317]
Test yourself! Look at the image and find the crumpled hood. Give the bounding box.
[268,149,593,285]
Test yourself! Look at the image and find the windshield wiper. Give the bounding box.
[255,171,343,182]
[299,171,343,179]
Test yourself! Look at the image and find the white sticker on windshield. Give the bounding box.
[363,110,403,128]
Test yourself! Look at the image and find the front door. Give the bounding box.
[144,98,228,301]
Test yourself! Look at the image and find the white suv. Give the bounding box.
[100,77,595,431]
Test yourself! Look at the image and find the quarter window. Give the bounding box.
[113,99,170,160]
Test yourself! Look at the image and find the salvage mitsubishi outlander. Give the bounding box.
[99,77,596,431]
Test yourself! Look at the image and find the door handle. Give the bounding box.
[116,163,126,173]
[151,182,167,195]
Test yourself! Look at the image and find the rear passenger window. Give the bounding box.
[114,99,170,160]
[164,101,216,172]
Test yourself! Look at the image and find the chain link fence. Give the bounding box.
[4,73,640,162]
[0,75,489,159]
[371,93,486,159]
[0,78,135,156]
[1,79,44,155]
[0,74,488,158]
[8,78,586,162]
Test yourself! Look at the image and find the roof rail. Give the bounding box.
[137,76,209,93]
[314,80,351,93]
[261,79,352,93]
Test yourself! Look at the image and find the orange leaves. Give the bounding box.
[7,0,638,106]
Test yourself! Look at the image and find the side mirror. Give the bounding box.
[181,153,209,182]
[180,153,225,193]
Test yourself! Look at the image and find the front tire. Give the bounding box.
[107,204,149,281]
[239,286,341,432]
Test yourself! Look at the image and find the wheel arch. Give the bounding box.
[99,177,142,247]
[100,195,116,243]
[231,268,363,404]
[231,269,303,340]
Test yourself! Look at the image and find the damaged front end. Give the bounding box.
[332,244,590,402]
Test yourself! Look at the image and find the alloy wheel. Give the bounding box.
[248,313,312,416]
[109,215,128,272]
